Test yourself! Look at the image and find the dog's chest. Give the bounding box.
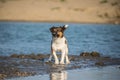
[52,37,67,50]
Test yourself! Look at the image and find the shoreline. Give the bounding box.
[0,20,119,25]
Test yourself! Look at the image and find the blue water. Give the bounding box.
[0,22,120,58]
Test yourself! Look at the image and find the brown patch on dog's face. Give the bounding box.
[50,26,67,38]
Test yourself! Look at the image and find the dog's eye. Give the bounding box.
[57,29,62,32]
[53,29,57,31]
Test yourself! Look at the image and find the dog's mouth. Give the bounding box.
[52,32,57,37]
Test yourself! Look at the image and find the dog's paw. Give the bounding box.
[66,61,70,64]
[55,62,59,65]
[60,62,65,65]
[54,61,59,65]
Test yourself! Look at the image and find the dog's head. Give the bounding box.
[50,25,68,38]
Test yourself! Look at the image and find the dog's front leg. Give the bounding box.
[60,50,65,64]
[52,50,59,64]
[48,54,52,61]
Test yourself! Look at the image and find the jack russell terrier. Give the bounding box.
[48,25,70,64]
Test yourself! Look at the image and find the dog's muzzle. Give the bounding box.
[52,32,59,37]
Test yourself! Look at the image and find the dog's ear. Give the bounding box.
[50,26,54,32]
[62,25,68,31]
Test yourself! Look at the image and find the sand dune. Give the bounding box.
[0,0,120,24]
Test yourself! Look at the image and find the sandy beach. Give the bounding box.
[0,0,120,24]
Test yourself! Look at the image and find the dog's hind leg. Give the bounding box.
[65,48,70,64]
[60,50,66,64]
[65,54,70,64]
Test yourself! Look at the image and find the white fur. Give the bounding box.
[65,24,68,28]
[49,37,70,64]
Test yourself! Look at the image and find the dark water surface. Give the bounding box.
[0,22,120,58]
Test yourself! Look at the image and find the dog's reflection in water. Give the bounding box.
[50,66,67,80]
[50,70,67,80]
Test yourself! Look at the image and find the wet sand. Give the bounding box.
[0,52,120,80]
[6,65,120,80]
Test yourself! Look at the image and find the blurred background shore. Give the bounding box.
[0,0,120,24]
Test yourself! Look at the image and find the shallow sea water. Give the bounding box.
[0,22,120,58]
